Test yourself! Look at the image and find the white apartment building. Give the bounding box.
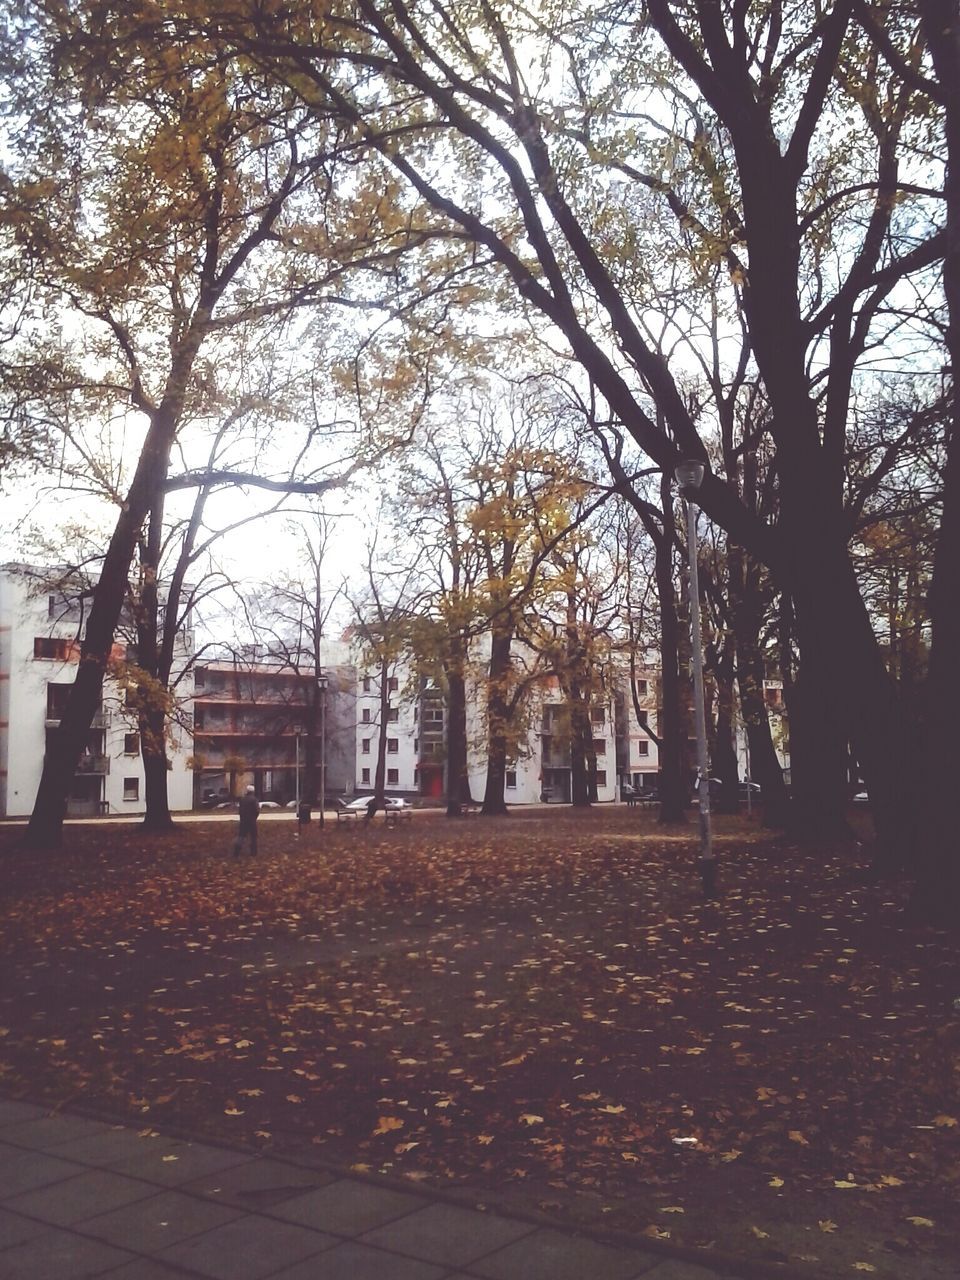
[0,565,194,817]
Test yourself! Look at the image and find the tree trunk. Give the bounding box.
[445,652,473,815]
[652,483,687,824]
[912,0,960,922]
[26,402,183,848]
[711,637,740,814]
[482,626,512,815]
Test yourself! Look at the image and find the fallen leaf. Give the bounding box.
[819,1220,838,1233]
[373,1116,404,1135]
[905,1217,935,1228]
[519,1114,544,1126]
[788,1130,810,1145]
[852,1265,876,1273]
[749,1225,770,1239]
[933,1115,957,1128]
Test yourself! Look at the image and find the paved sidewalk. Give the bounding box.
[0,1098,743,1280]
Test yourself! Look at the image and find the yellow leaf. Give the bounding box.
[879,1175,904,1187]
[756,1087,777,1101]
[238,1088,263,1098]
[819,1220,838,1233]
[599,1104,626,1115]
[852,1265,876,1272]
[395,1142,419,1153]
[906,1216,935,1228]
[835,1180,858,1189]
[720,1150,741,1162]
[224,1108,244,1116]
[373,1116,404,1135]
[642,1225,671,1240]
[769,1177,785,1188]
[501,1055,526,1067]
[519,1113,544,1126]
[477,1134,495,1145]
[660,1206,685,1213]
[749,1225,770,1239]
[933,1114,957,1128]
[788,1130,809,1145]
[286,1095,304,1104]
[161,1155,178,1163]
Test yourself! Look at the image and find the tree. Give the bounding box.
[219,0,947,885]
[0,4,414,845]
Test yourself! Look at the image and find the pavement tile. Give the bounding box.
[43,1126,149,1168]
[106,1138,251,1187]
[0,1099,45,1129]
[0,1146,83,1199]
[644,1260,728,1280]
[360,1202,535,1267]
[6,1169,158,1226]
[79,1187,240,1253]
[181,1156,333,1209]
[0,1224,133,1278]
[0,1206,46,1248]
[271,1178,428,1236]
[269,1240,449,1280]
[1,1114,111,1151]
[95,1262,195,1280]
[156,1212,335,1280]
[467,1226,660,1280]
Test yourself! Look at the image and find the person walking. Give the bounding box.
[233,785,260,858]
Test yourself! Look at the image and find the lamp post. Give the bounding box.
[317,670,329,829]
[675,460,717,897]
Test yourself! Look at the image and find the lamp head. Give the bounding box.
[675,459,706,496]
[316,672,329,692]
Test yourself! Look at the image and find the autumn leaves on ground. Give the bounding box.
[0,809,957,1278]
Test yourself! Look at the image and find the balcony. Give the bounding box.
[76,754,110,775]
[45,708,112,730]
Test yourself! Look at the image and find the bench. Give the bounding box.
[460,802,481,818]
[384,806,413,827]
[335,800,365,822]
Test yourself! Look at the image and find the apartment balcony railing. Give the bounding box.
[45,708,112,730]
[76,754,110,775]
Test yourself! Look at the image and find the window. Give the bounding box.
[194,667,206,689]
[33,636,74,661]
[361,708,371,723]
[362,675,371,692]
[637,741,650,757]
[638,710,649,727]
[593,738,606,756]
[123,733,140,755]
[636,678,648,695]
[423,707,443,724]
[387,707,399,723]
[123,777,140,802]
[590,708,605,724]
[46,682,72,720]
[387,738,399,754]
[387,768,399,785]
[388,676,399,692]
[506,769,517,789]
[362,739,371,755]
[361,768,370,784]
[413,738,419,753]
[595,770,607,787]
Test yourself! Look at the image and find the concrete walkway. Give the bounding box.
[0,1098,745,1280]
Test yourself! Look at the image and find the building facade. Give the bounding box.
[0,564,194,817]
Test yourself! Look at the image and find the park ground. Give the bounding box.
[0,807,958,1279]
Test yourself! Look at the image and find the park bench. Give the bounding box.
[335,799,365,822]
[384,805,413,828]
[461,801,481,818]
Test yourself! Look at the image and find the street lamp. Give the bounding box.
[317,671,329,829]
[675,460,717,897]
